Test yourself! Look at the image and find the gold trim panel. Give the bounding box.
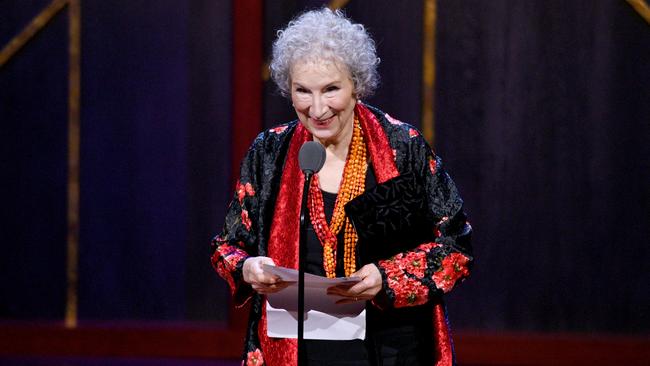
[328,0,351,10]
[421,0,436,146]
[65,0,81,329]
[0,0,81,327]
[0,0,68,68]
[627,0,650,25]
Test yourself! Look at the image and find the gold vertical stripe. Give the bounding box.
[0,0,68,68]
[422,0,437,146]
[65,0,81,329]
[328,0,351,10]
[626,0,650,24]
[0,0,81,326]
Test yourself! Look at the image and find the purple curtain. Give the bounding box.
[436,0,650,333]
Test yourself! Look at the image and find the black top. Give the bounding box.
[305,167,378,277]
[303,169,377,365]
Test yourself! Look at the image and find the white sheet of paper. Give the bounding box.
[262,264,366,340]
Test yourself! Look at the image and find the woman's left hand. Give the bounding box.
[327,264,382,304]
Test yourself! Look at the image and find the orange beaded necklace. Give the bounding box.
[308,117,367,278]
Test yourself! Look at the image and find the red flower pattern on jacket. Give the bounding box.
[244,348,264,366]
[417,242,438,254]
[379,253,429,308]
[394,251,428,278]
[241,209,252,230]
[429,156,437,175]
[235,181,255,231]
[394,275,429,307]
[378,241,470,307]
[432,253,471,293]
[211,240,248,292]
[269,125,288,134]
[245,182,255,196]
[434,216,449,238]
[409,128,419,138]
[236,181,256,205]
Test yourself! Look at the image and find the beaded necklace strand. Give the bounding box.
[308,117,367,278]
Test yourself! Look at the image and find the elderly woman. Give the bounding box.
[211,8,472,366]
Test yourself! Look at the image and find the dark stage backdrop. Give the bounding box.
[1,0,233,322]
[435,0,650,333]
[1,0,649,336]
[1,0,69,320]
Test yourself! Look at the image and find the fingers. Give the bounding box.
[327,280,369,296]
[243,257,293,295]
[252,281,290,294]
[347,277,376,294]
[243,256,281,287]
[328,286,376,299]
[255,256,276,267]
[332,286,375,304]
[327,264,382,301]
[335,296,371,304]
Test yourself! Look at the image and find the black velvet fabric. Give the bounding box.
[345,171,437,265]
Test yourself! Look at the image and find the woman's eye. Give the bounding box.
[325,86,339,92]
[295,87,309,93]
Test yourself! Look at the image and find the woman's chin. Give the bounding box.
[305,123,335,140]
[311,131,335,143]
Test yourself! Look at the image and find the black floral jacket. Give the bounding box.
[210,104,472,365]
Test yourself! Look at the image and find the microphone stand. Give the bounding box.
[298,170,313,366]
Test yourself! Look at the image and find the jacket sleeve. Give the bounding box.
[210,137,264,307]
[374,134,473,308]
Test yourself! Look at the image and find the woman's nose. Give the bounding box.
[309,95,329,120]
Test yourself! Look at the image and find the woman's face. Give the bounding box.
[290,59,357,146]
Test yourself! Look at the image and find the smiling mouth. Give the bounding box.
[312,115,334,125]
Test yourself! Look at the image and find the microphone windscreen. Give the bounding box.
[298,141,326,174]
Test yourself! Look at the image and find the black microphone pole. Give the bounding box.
[297,141,326,366]
[298,170,312,366]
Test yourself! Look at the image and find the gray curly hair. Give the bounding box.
[270,8,380,99]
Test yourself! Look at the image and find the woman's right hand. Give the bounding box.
[242,256,289,294]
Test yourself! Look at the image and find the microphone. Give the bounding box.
[298,141,326,175]
[296,140,325,366]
